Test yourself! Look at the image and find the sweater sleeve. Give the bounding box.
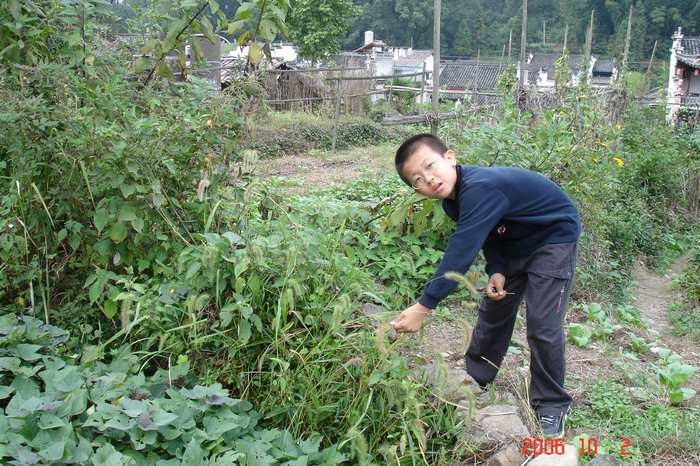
[418,185,509,309]
[483,238,506,277]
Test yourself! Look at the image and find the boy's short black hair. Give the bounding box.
[395,133,449,186]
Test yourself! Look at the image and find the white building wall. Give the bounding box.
[667,28,684,124]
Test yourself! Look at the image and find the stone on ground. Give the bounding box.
[469,404,529,443]
[527,443,579,465]
[485,442,523,466]
[419,362,483,402]
[588,454,622,466]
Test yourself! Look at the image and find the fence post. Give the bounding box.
[420,62,426,106]
[331,68,343,154]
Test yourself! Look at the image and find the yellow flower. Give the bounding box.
[206,119,213,128]
[592,157,599,163]
[613,157,624,168]
[615,124,624,130]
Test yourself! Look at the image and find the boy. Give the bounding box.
[390,133,580,438]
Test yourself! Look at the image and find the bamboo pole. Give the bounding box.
[331,68,343,154]
[420,62,426,105]
[432,0,441,135]
[519,0,528,89]
[583,10,594,85]
[508,29,512,62]
[622,5,633,74]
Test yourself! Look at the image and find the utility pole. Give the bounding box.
[432,0,441,135]
[499,43,506,71]
[472,49,480,102]
[543,20,546,46]
[508,29,513,62]
[583,10,594,85]
[562,23,568,54]
[646,40,658,76]
[622,4,633,74]
[519,0,527,89]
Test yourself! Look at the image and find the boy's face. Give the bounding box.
[401,144,458,199]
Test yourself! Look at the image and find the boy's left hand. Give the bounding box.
[390,302,431,332]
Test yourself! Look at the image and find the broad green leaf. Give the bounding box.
[37,438,65,462]
[109,223,128,243]
[152,409,178,427]
[200,16,218,45]
[38,413,66,429]
[118,205,137,222]
[182,438,204,466]
[81,345,102,364]
[95,238,112,257]
[94,208,109,232]
[238,319,251,344]
[235,2,255,20]
[89,279,104,304]
[103,300,118,319]
[132,57,151,74]
[0,385,15,399]
[258,19,277,43]
[120,183,137,198]
[157,61,176,81]
[228,20,246,35]
[14,344,42,361]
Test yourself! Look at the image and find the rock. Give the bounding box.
[589,454,622,466]
[469,404,528,443]
[485,442,523,466]
[420,362,483,402]
[527,443,579,465]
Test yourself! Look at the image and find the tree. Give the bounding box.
[288,0,361,65]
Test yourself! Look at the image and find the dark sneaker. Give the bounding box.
[537,412,566,438]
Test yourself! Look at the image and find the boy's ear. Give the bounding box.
[444,149,457,166]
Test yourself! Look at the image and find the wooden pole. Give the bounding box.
[563,24,568,54]
[645,39,658,92]
[508,29,512,62]
[331,68,343,154]
[519,0,527,89]
[432,0,441,135]
[420,61,426,105]
[622,4,633,74]
[472,49,480,103]
[583,10,594,85]
[646,40,658,76]
[499,43,506,71]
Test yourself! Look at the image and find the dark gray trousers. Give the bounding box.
[465,242,577,416]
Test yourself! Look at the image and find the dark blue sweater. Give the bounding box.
[418,165,581,309]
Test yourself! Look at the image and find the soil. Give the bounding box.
[245,145,395,194]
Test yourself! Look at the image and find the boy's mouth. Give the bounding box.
[433,182,443,194]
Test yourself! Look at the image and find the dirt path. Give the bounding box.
[632,257,688,336]
[632,256,700,405]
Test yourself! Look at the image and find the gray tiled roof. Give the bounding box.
[439,60,505,90]
[593,59,615,74]
[527,53,585,72]
[681,37,700,56]
[678,53,700,68]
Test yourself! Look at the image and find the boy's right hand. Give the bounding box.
[486,273,507,301]
[390,302,431,332]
